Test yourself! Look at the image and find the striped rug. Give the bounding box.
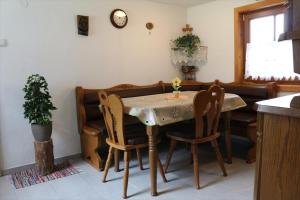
[11,161,80,189]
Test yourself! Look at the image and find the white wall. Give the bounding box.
[0,0,186,170]
[187,0,256,82]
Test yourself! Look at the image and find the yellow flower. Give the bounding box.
[172,77,182,91]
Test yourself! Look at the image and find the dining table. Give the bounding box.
[122,91,246,196]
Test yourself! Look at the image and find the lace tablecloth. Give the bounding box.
[122,91,246,126]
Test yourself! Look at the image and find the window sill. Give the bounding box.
[277,84,300,92]
[243,79,300,92]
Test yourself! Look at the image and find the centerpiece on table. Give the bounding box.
[170,24,207,80]
[172,77,182,98]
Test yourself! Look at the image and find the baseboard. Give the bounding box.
[1,153,81,176]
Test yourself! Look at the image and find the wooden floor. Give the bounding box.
[0,148,254,200]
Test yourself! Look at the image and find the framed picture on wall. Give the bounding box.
[77,15,89,36]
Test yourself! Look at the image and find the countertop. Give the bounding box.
[256,93,300,118]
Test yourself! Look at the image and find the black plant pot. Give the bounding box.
[31,123,52,142]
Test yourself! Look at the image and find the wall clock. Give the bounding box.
[110,9,128,29]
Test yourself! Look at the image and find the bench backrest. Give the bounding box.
[163,80,214,93]
[76,87,103,134]
[219,82,277,112]
[104,82,164,98]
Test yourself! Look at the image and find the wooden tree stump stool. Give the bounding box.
[34,139,54,176]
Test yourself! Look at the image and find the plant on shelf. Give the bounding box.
[170,25,206,81]
[23,74,57,142]
[173,33,201,58]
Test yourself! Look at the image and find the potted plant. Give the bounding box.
[23,74,57,142]
[173,33,201,58]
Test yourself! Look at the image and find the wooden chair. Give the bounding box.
[163,85,227,189]
[99,91,167,199]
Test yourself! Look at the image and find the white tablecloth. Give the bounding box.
[122,91,246,126]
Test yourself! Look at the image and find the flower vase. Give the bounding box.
[173,91,180,98]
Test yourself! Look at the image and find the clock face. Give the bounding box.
[110,9,128,29]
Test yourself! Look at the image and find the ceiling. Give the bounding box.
[147,0,216,7]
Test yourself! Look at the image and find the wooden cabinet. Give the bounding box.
[255,94,300,200]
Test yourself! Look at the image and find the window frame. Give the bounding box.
[234,0,300,92]
[244,7,285,44]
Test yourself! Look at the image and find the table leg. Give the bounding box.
[223,112,232,164]
[146,125,158,196]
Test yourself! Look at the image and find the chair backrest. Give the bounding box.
[193,85,224,139]
[99,91,126,146]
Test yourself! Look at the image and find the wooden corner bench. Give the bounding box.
[75,80,277,170]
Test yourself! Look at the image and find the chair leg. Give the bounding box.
[164,139,177,173]
[136,148,144,170]
[114,149,120,172]
[157,157,167,183]
[123,151,131,199]
[191,144,200,189]
[102,146,114,183]
[223,112,232,164]
[211,139,227,176]
[190,153,193,165]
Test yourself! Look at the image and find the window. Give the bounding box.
[250,14,283,43]
[234,0,300,91]
[244,10,296,80]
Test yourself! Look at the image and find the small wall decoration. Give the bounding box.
[77,15,89,36]
[146,22,154,35]
[110,9,128,29]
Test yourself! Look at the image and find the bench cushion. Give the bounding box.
[84,92,99,104]
[127,135,147,145]
[164,85,202,93]
[82,92,102,121]
[87,120,107,133]
[231,111,257,125]
[221,85,269,98]
[107,86,163,98]
[86,115,142,134]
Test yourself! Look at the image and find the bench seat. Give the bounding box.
[231,111,257,124]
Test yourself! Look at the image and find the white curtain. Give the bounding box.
[245,40,297,80]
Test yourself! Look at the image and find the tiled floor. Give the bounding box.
[0,148,255,200]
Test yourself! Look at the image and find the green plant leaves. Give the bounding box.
[174,33,201,57]
[23,74,57,125]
